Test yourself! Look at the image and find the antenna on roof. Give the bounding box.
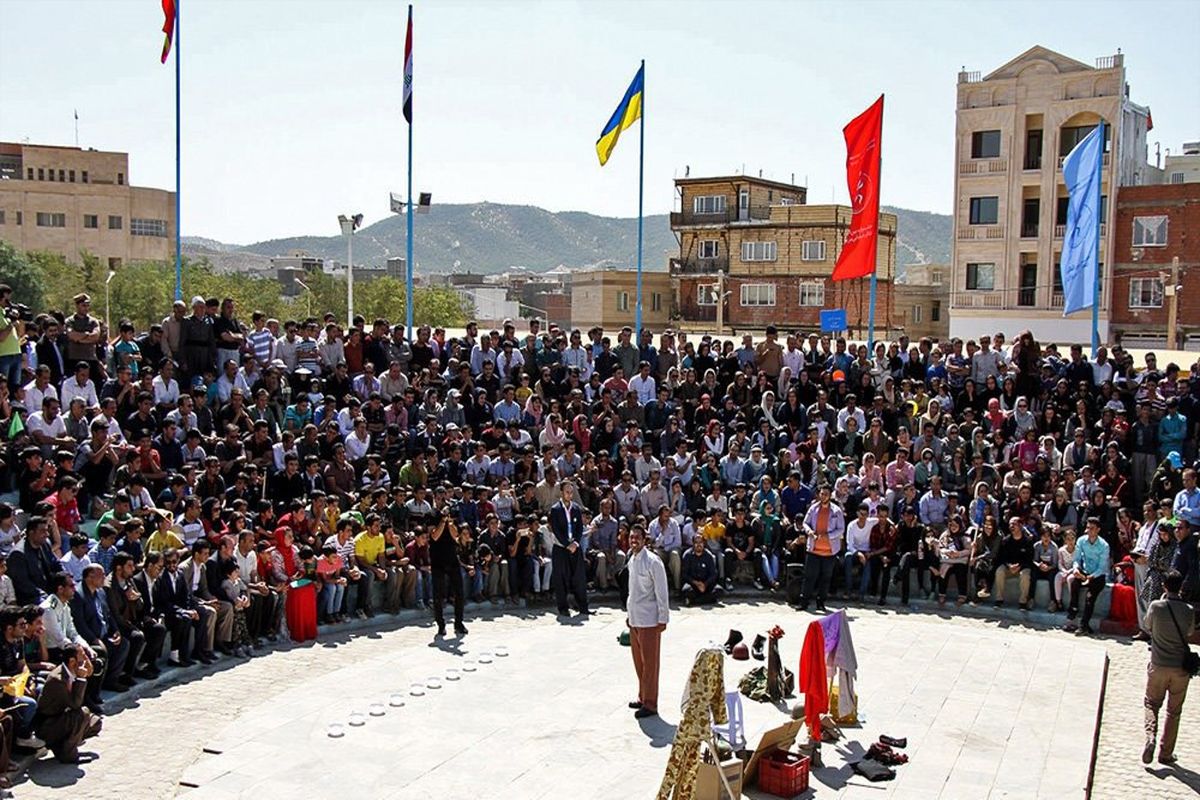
[685,165,690,177]
[758,169,763,178]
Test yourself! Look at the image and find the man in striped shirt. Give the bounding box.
[246,312,275,369]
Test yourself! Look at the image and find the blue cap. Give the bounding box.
[1168,451,1183,468]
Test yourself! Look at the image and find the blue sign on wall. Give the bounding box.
[819,309,847,333]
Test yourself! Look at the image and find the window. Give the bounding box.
[1128,277,1164,309]
[81,170,88,183]
[799,282,825,306]
[14,212,20,226]
[1133,215,1168,247]
[1170,172,1185,184]
[83,214,99,229]
[929,269,944,286]
[968,197,999,225]
[698,240,719,259]
[1060,124,1110,156]
[26,168,33,180]
[36,212,66,228]
[108,258,122,270]
[108,215,123,230]
[931,301,941,322]
[68,170,75,183]
[131,218,168,237]
[117,172,125,186]
[912,305,923,323]
[740,283,776,306]
[57,170,64,182]
[801,240,826,261]
[693,195,726,215]
[617,292,629,312]
[696,284,718,306]
[0,211,4,225]
[965,262,995,291]
[971,130,1001,159]
[779,196,796,206]
[44,169,51,182]
[740,241,777,262]
[651,293,662,312]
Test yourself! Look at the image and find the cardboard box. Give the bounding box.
[742,719,804,785]
[696,755,744,800]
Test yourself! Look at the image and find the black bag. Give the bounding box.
[1165,603,1200,679]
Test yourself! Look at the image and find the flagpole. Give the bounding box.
[174,0,182,302]
[1091,119,1103,358]
[866,94,883,351]
[405,4,414,340]
[635,59,645,336]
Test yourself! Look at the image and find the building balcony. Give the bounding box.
[1020,222,1039,238]
[1056,152,1111,170]
[957,225,1005,240]
[670,256,728,275]
[951,288,1082,311]
[1053,223,1106,239]
[670,206,773,228]
[959,158,1008,176]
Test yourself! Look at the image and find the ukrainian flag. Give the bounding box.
[595,65,644,166]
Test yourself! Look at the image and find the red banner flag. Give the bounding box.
[161,0,177,64]
[832,95,884,281]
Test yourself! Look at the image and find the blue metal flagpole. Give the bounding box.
[405,4,414,341]
[1091,119,1103,358]
[867,274,877,350]
[866,94,884,350]
[635,59,645,337]
[174,0,182,301]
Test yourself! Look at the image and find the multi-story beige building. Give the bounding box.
[670,174,896,335]
[0,142,175,269]
[894,263,950,341]
[571,267,671,331]
[950,47,1154,344]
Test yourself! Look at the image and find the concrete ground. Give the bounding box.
[10,597,1199,800]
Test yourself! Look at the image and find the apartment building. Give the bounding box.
[670,174,896,334]
[949,47,1154,344]
[0,142,175,268]
[894,263,950,340]
[1110,180,1199,347]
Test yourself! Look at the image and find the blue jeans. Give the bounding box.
[321,582,346,617]
[6,695,37,737]
[414,570,433,606]
[0,353,21,388]
[462,567,484,599]
[761,551,781,584]
[844,552,870,597]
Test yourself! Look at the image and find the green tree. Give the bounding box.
[0,241,46,311]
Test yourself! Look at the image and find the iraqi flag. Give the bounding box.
[402,6,413,123]
[832,95,884,281]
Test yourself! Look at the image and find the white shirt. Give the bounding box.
[40,594,93,655]
[27,410,67,440]
[630,374,657,405]
[22,381,57,412]
[626,546,670,628]
[845,518,876,554]
[152,375,180,406]
[60,377,99,409]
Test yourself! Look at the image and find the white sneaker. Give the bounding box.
[17,735,45,749]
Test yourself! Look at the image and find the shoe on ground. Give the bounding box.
[86,701,105,716]
[454,623,469,635]
[628,700,643,709]
[16,735,45,749]
[753,580,765,591]
[436,626,447,637]
[134,667,159,680]
[1018,602,1029,611]
[634,707,657,719]
[1077,624,1094,636]
[976,588,991,600]
[816,602,827,613]
[751,634,766,661]
[1142,739,1156,764]
[1159,753,1178,766]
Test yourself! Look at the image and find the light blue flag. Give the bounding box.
[1060,122,1104,316]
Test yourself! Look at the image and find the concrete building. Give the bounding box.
[1163,141,1200,186]
[0,141,175,269]
[670,174,896,335]
[1110,181,1200,348]
[272,251,326,296]
[949,47,1154,344]
[459,286,520,326]
[894,264,951,341]
[571,268,671,331]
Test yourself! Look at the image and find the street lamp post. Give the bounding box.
[338,214,362,329]
[294,278,314,319]
[104,269,116,332]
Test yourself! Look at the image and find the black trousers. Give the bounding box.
[800,553,837,606]
[723,548,763,584]
[869,555,894,602]
[1068,575,1105,627]
[432,564,464,630]
[938,564,969,597]
[245,591,279,638]
[551,546,588,615]
[895,552,930,603]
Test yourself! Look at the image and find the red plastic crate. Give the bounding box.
[757,749,810,797]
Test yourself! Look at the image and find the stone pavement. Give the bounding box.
[10,599,1197,800]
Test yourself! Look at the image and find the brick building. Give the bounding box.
[1110,181,1200,347]
[571,268,671,331]
[669,175,896,336]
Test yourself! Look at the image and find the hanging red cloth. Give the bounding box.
[798,620,828,743]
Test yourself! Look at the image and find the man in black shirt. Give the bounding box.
[723,506,762,590]
[994,518,1034,609]
[893,508,928,604]
[429,513,467,637]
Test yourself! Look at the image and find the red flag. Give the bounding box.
[161,0,177,64]
[1146,107,1153,132]
[402,6,413,123]
[832,95,884,281]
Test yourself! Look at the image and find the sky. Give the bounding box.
[2,0,1198,245]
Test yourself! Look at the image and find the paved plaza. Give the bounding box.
[12,600,1200,800]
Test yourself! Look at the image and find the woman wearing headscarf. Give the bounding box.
[269,527,316,643]
[571,413,591,455]
[540,413,567,455]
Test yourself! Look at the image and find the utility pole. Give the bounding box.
[715,271,725,335]
[1165,255,1180,350]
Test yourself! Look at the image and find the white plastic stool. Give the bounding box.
[712,690,745,750]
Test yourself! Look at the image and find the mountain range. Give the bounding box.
[184,201,951,277]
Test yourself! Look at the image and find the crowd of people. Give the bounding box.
[0,283,1196,771]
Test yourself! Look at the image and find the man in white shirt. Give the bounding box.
[23,365,58,412]
[626,523,669,719]
[151,359,181,409]
[843,503,876,599]
[28,397,75,454]
[59,362,99,411]
[629,361,657,405]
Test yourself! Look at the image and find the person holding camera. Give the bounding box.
[1142,569,1196,766]
[0,284,26,389]
[429,511,466,637]
[35,644,103,764]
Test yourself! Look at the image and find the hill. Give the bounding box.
[185,201,950,275]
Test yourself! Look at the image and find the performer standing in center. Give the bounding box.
[627,523,670,719]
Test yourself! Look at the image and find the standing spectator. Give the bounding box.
[625,523,669,719]
[1142,570,1195,765]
